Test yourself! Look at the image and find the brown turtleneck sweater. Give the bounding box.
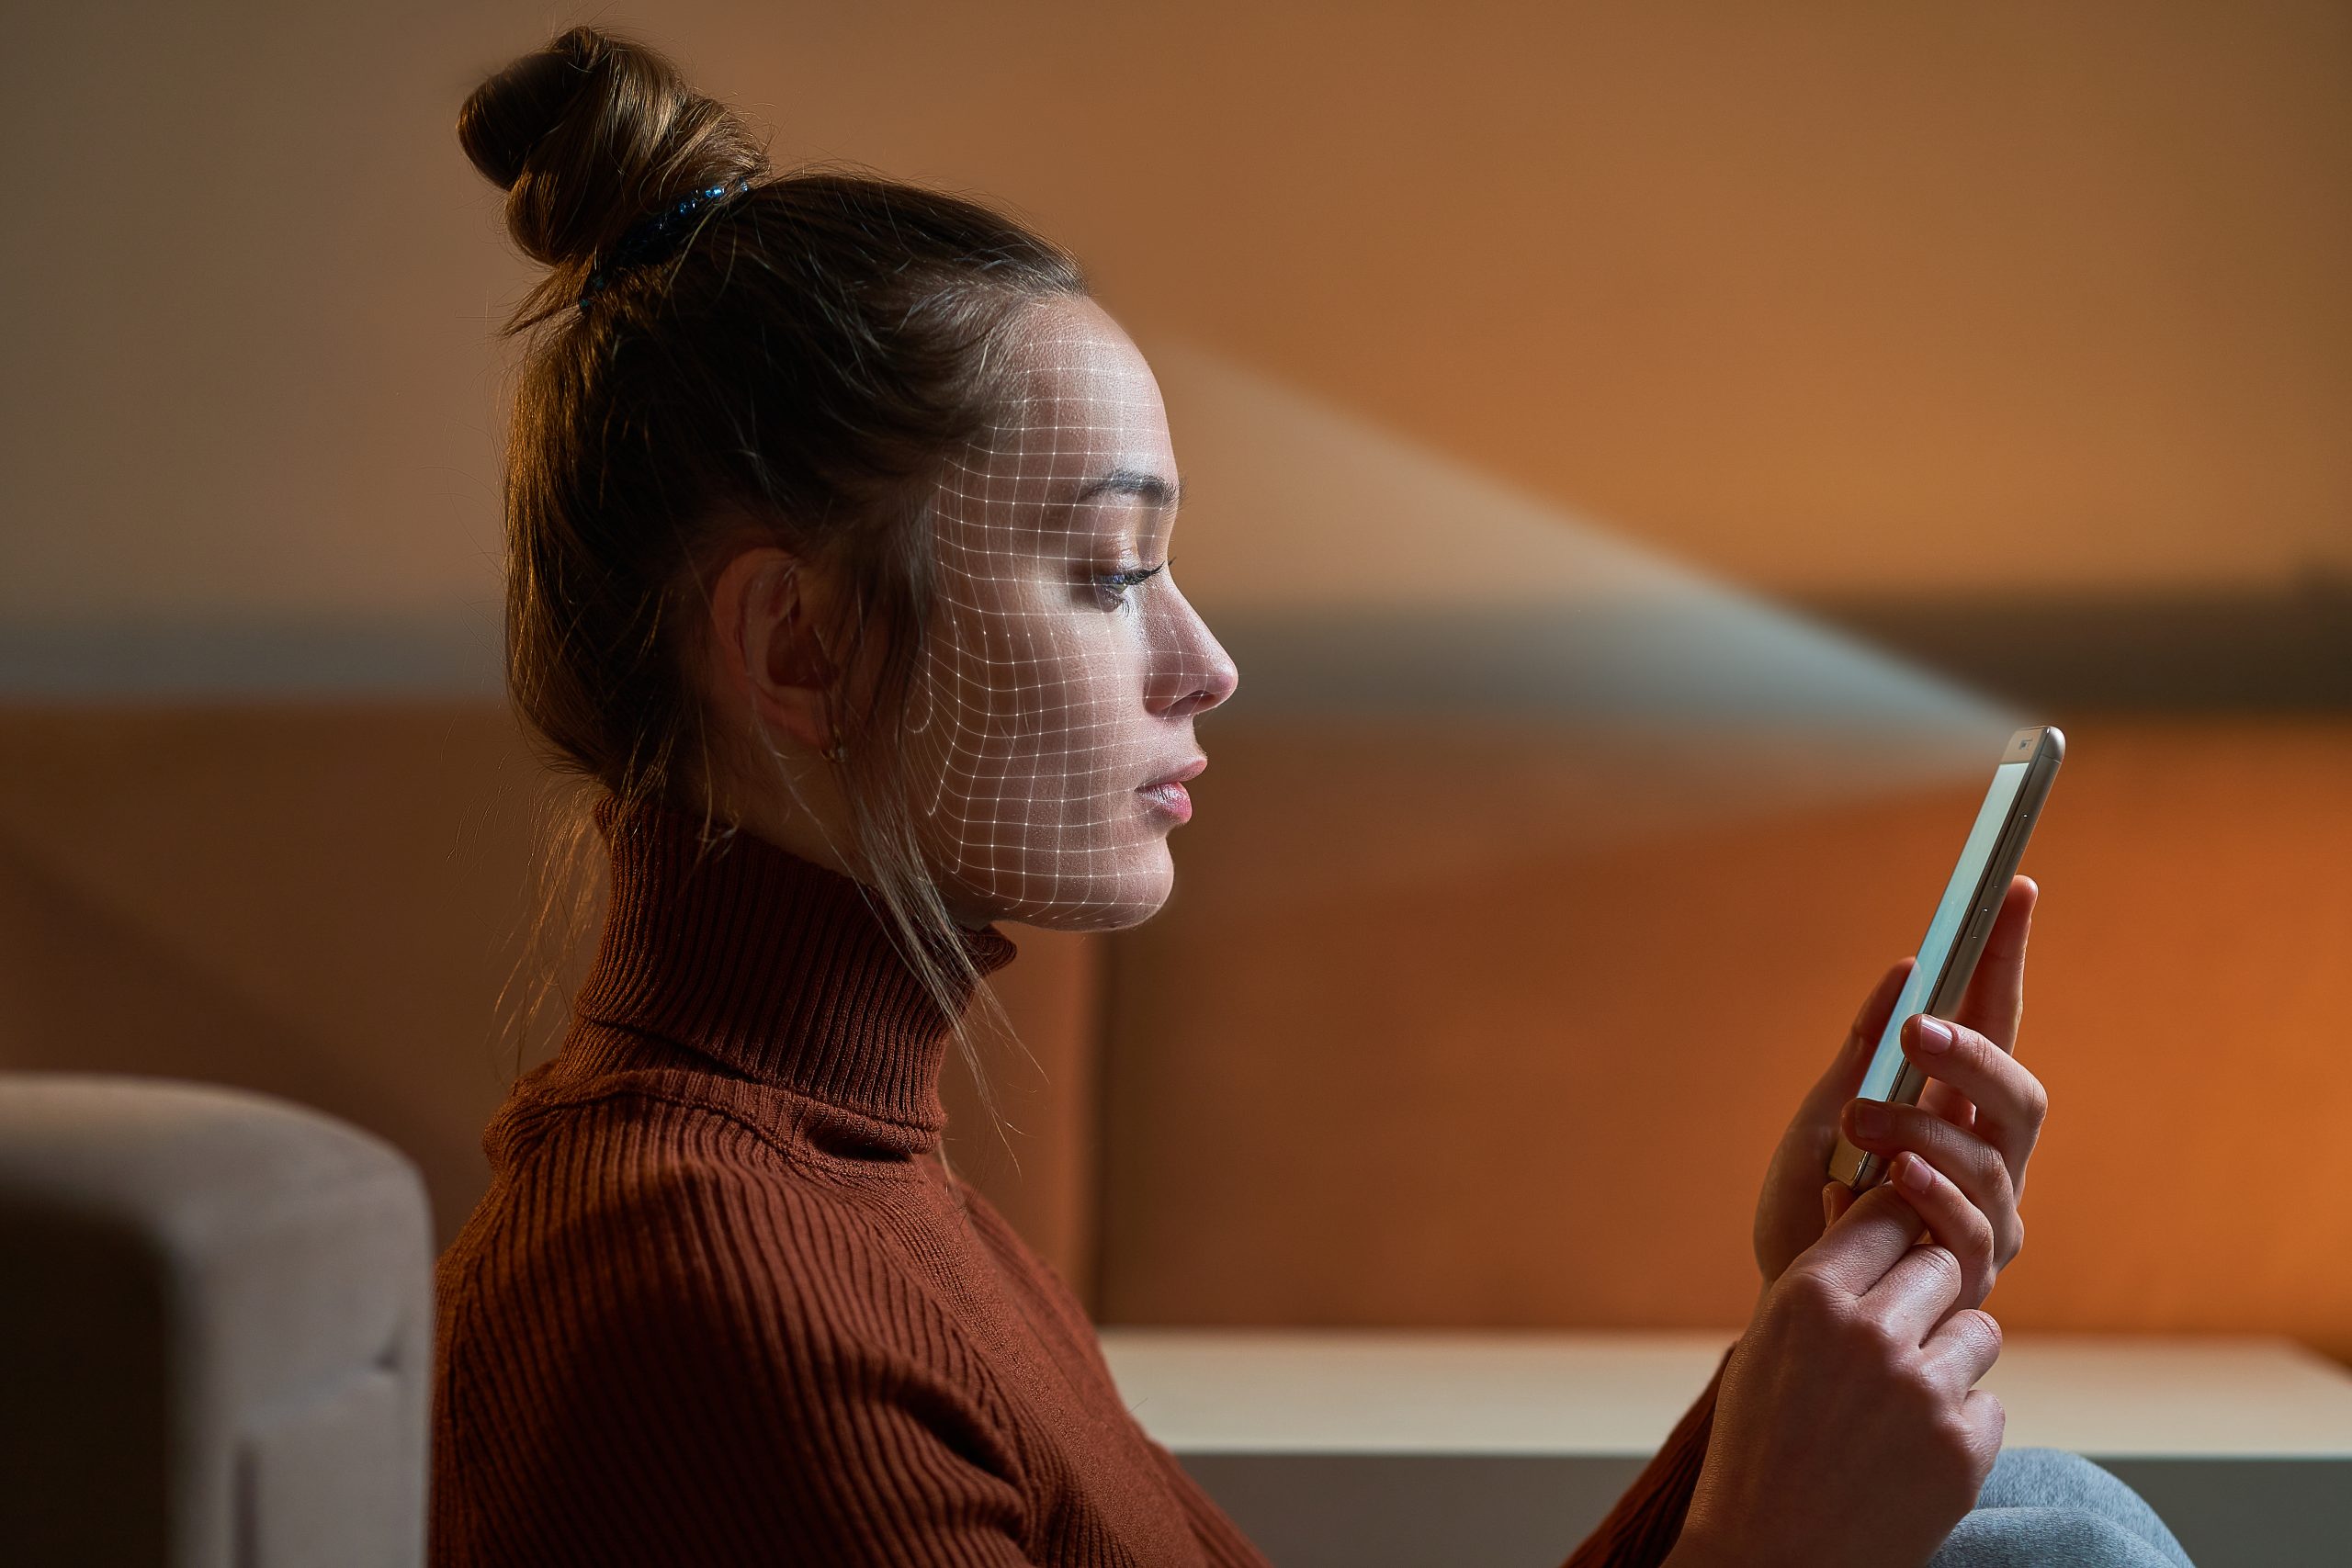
[432,796,1719,1566]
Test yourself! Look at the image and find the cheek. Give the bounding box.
[925,595,1148,815]
[1038,633,1153,800]
[994,613,1149,791]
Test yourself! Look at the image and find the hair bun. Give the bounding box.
[458,26,767,270]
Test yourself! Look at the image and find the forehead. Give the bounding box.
[998,296,1165,452]
[941,297,1171,546]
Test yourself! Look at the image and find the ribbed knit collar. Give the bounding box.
[573,794,1018,1140]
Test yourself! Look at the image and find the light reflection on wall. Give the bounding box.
[1152,344,2023,893]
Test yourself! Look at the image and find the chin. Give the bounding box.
[987,840,1175,933]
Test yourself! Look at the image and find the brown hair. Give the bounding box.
[459,27,1084,1110]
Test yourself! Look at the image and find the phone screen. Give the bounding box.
[1857,760,2031,1102]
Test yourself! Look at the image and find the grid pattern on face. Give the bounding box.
[900,308,1226,929]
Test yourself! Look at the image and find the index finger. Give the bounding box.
[1893,1015,2048,1194]
[1950,875,2037,1055]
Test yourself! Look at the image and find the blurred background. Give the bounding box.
[3,0,2346,1367]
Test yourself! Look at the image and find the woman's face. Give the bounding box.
[899,296,1238,931]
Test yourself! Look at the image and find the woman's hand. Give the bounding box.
[1670,1180,2008,1568]
[1753,875,2045,1302]
[1671,877,2047,1568]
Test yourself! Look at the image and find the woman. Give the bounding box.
[435,27,2193,1568]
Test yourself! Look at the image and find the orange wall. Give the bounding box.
[6,709,2340,1359]
[6,1,2348,625]
[1099,715,2352,1359]
[4,6,2346,1362]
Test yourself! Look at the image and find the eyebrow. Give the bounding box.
[1071,468,1183,510]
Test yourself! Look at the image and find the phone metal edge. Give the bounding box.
[1828,727,2064,1192]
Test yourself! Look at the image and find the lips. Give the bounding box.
[1137,781,1193,824]
[1138,756,1205,825]
[1142,757,1207,790]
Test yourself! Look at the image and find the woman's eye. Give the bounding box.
[1091,561,1168,609]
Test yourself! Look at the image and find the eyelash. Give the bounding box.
[1093,560,1169,608]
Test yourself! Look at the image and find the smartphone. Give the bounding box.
[1828,725,2065,1191]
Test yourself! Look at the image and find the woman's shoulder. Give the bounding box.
[442,1070,941,1325]
[435,1086,1039,1443]
[431,1092,1040,1551]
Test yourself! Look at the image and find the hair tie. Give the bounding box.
[576,178,752,310]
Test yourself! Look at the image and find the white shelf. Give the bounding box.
[1099,1328,2352,1460]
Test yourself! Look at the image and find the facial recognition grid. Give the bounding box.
[901,301,1233,930]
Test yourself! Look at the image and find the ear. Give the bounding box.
[706,545,841,755]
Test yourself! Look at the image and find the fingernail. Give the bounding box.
[1897,1154,1934,1193]
[1852,1102,1889,1141]
[1914,1017,1953,1054]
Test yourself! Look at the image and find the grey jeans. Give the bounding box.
[1929,1449,2195,1567]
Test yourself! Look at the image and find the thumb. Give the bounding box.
[1797,957,1914,1128]
[1822,1180,1857,1228]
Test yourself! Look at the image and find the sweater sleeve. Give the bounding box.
[942,1176,1278,1568]
[434,1159,1041,1567]
[1132,1436,1277,1568]
[1556,1354,1727,1568]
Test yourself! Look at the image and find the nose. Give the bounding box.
[1150,585,1238,720]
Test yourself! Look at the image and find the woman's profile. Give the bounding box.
[435,27,2194,1568]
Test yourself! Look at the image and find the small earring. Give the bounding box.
[821,731,849,764]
